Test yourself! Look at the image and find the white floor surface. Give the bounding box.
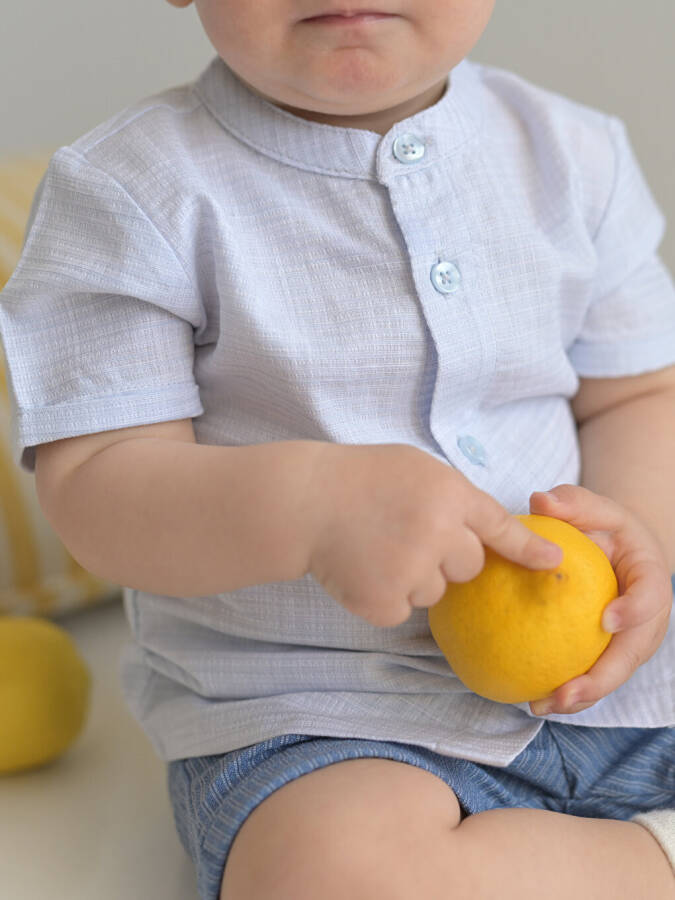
[0,599,200,900]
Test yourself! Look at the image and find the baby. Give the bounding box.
[1,0,674,897]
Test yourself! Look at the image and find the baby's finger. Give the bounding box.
[601,560,673,633]
[530,484,627,534]
[438,528,486,584]
[467,497,563,570]
[408,567,450,610]
[532,616,666,715]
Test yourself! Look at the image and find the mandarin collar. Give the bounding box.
[193,55,484,183]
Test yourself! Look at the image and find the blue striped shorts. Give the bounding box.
[168,720,675,900]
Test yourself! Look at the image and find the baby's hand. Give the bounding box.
[305,443,562,628]
[528,484,672,716]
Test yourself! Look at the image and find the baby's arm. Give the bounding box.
[571,364,675,570]
[36,425,327,597]
[35,430,560,620]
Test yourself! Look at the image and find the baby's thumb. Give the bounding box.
[530,484,624,533]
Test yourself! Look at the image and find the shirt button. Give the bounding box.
[392,133,426,164]
[457,435,487,467]
[430,260,461,294]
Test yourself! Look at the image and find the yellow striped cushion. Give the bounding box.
[0,153,121,616]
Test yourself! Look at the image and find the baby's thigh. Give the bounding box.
[220,757,463,900]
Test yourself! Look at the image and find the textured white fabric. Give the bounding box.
[632,809,675,874]
[0,56,674,764]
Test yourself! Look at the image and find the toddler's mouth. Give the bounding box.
[301,10,396,25]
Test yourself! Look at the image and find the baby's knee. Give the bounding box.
[219,758,463,900]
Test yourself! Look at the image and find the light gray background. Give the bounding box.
[1,1,673,267]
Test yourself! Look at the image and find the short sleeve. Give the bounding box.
[567,116,675,377]
[0,147,204,473]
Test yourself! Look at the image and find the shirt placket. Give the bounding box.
[378,131,496,486]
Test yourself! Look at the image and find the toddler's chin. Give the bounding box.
[288,49,412,103]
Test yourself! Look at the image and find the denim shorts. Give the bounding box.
[168,721,675,900]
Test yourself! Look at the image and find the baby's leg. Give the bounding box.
[220,757,674,900]
[455,807,674,899]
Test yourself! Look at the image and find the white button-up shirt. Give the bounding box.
[1,55,674,764]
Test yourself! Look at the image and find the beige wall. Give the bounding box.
[474,1,675,268]
[1,1,673,267]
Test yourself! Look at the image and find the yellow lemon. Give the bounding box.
[0,617,91,774]
[428,514,617,703]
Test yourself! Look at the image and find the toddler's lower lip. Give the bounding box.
[303,13,395,25]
